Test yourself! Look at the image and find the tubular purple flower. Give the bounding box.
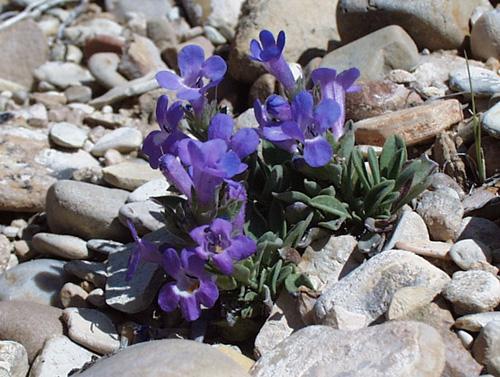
[311,67,361,140]
[158,153,194,199]
[158,248,219,321]
[250,30,296,92]
[190,218,256,275]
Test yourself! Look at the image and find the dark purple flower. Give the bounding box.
[265,94,292,120]
[156,45,227,116]
[250,30,296,92]
[190,218,256,275]
[125,219,163,281]
[142,95,187,169]
[158,248,219,321]
[311,67,361,140]
[208,113,259,159]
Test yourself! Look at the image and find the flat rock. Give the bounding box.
[483,101,500,139]
[0,259,69,307]
[102,161,163,191]
[0,301,64,363]
[36,149,100,180]
[449,239,494,272]
[251,321,446,377]
[29,335,97,377]
[105,0,173,22]
[34,62,94,89]
[127,178,169,202]
[384,210,430,250]
[63,308,119,355]
[91,128,143,157]
[0,19,48,88]
[75,339,250,377]
[118,200,164,235]
[471,8,500,61]
[0,341,28,377]
[64,18,124,47]
[46,180,129,241]
[60,282,89,308]
[440,329,483,377]
[32,233,89,260]
[449,66,500,98]
[314,250,450,329]
[321,25,419,81]
[472,321,500,375]
[455,312,500,332]
[65,261,107,288]
[49,122,88,149]
[87,52,128,90]
[443,270,500,315]
[354,99,463,146]
[387,286,438,320]
[229,0,340,83]
[0,235,11,274]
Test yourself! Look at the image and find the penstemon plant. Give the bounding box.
[126,29,435,340]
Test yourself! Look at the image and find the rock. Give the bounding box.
[65,261,107,288]
[87,239,124,256]
[428,173,465,199]
[0,341,28,377]
[416,189,464,241]
[0,19,48,88]
[0,259,69,307]
[36,149,100,180]
[0,235,11,274]
[443,270,500,315]
[204,25,227,45]
[212,345,254,372]
[483,101,500,139]
[105,0,172,22]
[471,136,500,177]
[83,35,125,60]
[119,34,167,79]
[127,178,169,202]
[254,292,304,357]
[457,217,500,251]
[251,321,446,377]
[394,239,451,260]
[65,86,92,103]
[321,25,419,82]
[46,180,129,241]
[384,210,430,250]
[72,167,104,185]
[75,339,250,377]
[63,308,119,355]
[146,18,177,51]
[91,128,142,157]
[456,312,500,332]
[449,66,500,98]
[32,233,89,260]
[440,329,483,377]
[336,0,485,50]
[229,0,340,83]
[118,200,164,234]
[345,80,423,122]
[387,286,438,320]
[0,301,64,363]
[354,99,463,146]
[104,149,124,166]
[102,161,163,191]
[471,8,500,61]
[472,321,500,375]
[49,122,88,149]
[87,53,128,90]
[34,62,94,89]
[29,335,97,377]
[60,282,89,308]
[449,239,495,272]
[298,235,358,291]
[457,330,474,349]
[64,19,124,47]
[314,250,450,329]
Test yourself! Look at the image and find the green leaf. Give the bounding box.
[364,180,396,217]
[379,135,407,180]
[367,147,381,185]
[351,148,372,191]
[318,218,346,231]
[217,275,238,290]
[284,273,314,293]
[273,191,311,204]
[309,195,350,218]
[282,212,314,247]
[304,179,321,197]
[337,123,355,159]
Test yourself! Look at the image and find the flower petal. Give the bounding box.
[210,218,233,241]
[158,154,193,199]
[314,99,340,133]
[231,128,259,159]
[162,247,181,278]
[201,55,227,81]
[303,136,333,167]
[337,68,360,90]
[181,249,207,277]
[276,31,286,54]
[250,39,263,61]
[158,282,180,313]
[196,279,219,308]
[156,71,183,90]
[219,150,244,178]
[179,295,201,321]
[212,251,235,275]
[178,45,205,85]
[208,113,233,142]
[226,235,257,260]
[262,125,293,142]
[259,29,276,50]
[281,120,305,142]
[291,91,314,130]
[155,95,169,127]
[165,101,184,131]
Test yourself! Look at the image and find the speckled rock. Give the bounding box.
[449,66,500,98]
[449,239,495,272]
[457,217,500,252]
[0,341,28,377]
[455,312,500,332]
[387,286,438,320]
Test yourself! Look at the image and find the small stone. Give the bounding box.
[428,173,466,199]
[31,91,67,107]
[471,8,500,61]
[0,235,11,274]
[65,86,92,103]
[204,25,227,45]
[384,210,430,251]
[64,18,124,46]
[127,178,169,202]
[449,239,494,271]
[387,286,438,320]
[91,127,142,157]
[88,53,128,90]
[483,101,500,139]
[13,240,35,262]
[65,261,107,288]
[0,259,69,307]
[394,239,451,260]
[354,99,463,146]
[102,161,163,191]
[60,282,89,308]
[34,62,94,89]
[457,330,474,349]
[87,288,106,308]
[457,217,500,251]
[29,335,97,377]
[0,301,64,363]
[32,233,89,260]
[455,312,500,332]
[0,341,28,377]
[119,34,166,79]
[63,308,120,355]
[36,148,100,180]
[49,122,88,149]
[472,321,500,375]
[449,66,500,98]
[2,226,18,240]
[105,0,173,22]
[118,200,164,234]
[72,166,104,185]
[443,270,500,315]
[103,149,123,166]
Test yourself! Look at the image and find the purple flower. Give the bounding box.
[311,67,361,140]
[208,113,260,159]
[190,218,256,275]
[250,30,296,92]
[125,219,163,281]
[142,95,187,169]
[156,45,227,116]
[158,248,219,321]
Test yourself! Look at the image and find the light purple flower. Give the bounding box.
[158,248,219,321]
[125,219,163,281]
[311,67,361,140]
[190,218,256,275]
[250,30,296,92]
[142,95,187,169]
[156,45,227,116]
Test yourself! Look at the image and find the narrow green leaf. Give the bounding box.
[367,147,381,185]
[309,195,351,218]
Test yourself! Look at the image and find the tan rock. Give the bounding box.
[387,286,439,320]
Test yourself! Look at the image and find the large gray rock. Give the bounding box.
[251,321,446,377]
[0,19,48,88]
[336,0,486,50]
[320,25,419,81]
[127,179,169,203]
[472,320,500,376]
[102,161,163,191]
[0,301,64,363]
[46,180,129,241]
[118,200,164,235]
[229,0,340,83]
[0,259,69,307]
[471,8,500,61]
[0,341,29,377]
[36,149,100,180]
[75,339,251,377]
[483,101,500,139]
[314,250,450,329]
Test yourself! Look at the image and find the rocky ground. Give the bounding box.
[0,0,500,376]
